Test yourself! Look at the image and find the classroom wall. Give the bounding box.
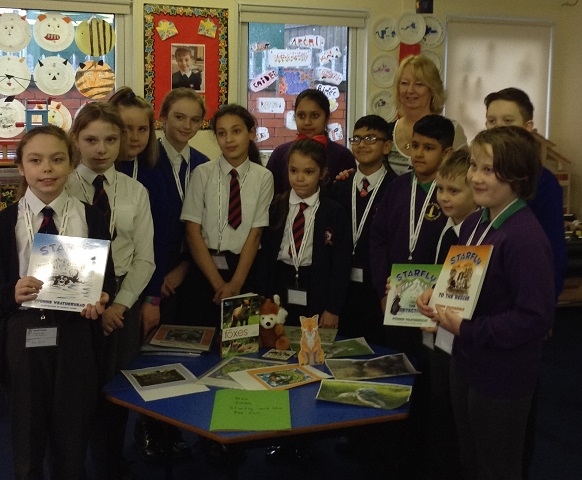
[131,0,582,216]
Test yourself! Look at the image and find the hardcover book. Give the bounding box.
[428,244,494,319]
[384,264,442,328]
[22,233,110,312]
[145,325,215,353]
[228,363,331,391]
[220,293,261,358]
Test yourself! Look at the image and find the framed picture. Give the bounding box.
[144,4,228,129]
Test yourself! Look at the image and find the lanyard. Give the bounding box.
[171,156,190,202]
[131,159,138,180]
[216,164,251,253]
[23,197,71,246]
[351,170,386,255]
[288,200,319,276]
[409,176,436,260]
[466,199,519,246]
[75,170,118,238]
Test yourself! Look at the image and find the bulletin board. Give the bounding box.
[143,4,228,129]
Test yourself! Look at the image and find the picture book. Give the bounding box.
[121,363,209,402]
[145,325,215,353]
[228,363,332,391]
[22,233,110,312]
[197,356,287,389]
[325,353,419,381]
[384,264,443,328]
[316,379,412,410]
[220,293,261,358]
[428,244,494,319]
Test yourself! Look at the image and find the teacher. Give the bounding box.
[388,55,466,175]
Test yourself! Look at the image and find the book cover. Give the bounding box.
[22,233,110,312]
[147,325,215,352]
[228,363,331,391]
[384,264,442,328]
[220,293,261,358]
[428,244,494,319]
[197,356,287,389]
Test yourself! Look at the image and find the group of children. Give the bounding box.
[0,82,561,479]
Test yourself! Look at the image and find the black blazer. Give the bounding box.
[259,194,352,315]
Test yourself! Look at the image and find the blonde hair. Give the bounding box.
[395,55,446,114]
[160,87,206,120]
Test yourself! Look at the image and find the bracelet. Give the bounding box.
[144,296,161,306]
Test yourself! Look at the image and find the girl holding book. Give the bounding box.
[0,125,115,479]
[417,126,555,480]
[181,104,274,325]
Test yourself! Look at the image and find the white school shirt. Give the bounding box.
[66,163,155,309]
[180,155,274,254]
[16,189,88,278]
[160,134,191,171]
[278,189,320,267]
[354,165,387,192]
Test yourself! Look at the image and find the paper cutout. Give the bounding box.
[249,70,277,93]
[33,101,72,132]
[198,18,216,38]
[318,46,342,65]
[255,126,269,143]
[268,49,312,68]
[33,14,75,52]
[33,57,75,96]
[76,18,116,56]
[256,97,285,114]
[156,20,178,41]
[0,13,32,52]
[289,35,324,49]
[0,56,31,96]
[327,122,344,142]
[0,98,25,138]
[314,67,343,85]
[75,60,115,99]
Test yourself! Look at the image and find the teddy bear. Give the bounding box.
[259,294,291,350]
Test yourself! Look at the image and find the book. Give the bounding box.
[145,325,215,353]
[209,389,291,431]
[22,233,110,312]
[228,363,332,391]
[428,244,494,319]
[121,363,209,402]
[197,356,287,389]
[384,264,442,328]
[220,293,261,358]
[316,379,412,410]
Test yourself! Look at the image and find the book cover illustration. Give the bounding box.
[324,337,374,358]
[284,325,338,352]
[22,233,110,312]
[316,379,412,410]
[197,356,286,389]
[325,353,419,381]
[428,244,494,319]
[146,325,215,352]
[220,293,261,358]
[384,264,442,328]
[228,363,331,391]
[0,167,19,211]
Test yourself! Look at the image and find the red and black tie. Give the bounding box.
[228,169,242,229]
[360,177,370,198]
[178,156,188,192]
[290,202,308,255]
[92,174,111,225]
[38,207,58,235]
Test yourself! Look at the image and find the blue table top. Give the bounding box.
[104,347,414,444]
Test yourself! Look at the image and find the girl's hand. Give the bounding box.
[435,305,462,336]
[102,302,126,336]
[81,292,109,320]
[140,303,160,339]
[319,311,339,329]
[212,280,240,304]
[384,276,391,296]
[416,287,435,319]
[14,276,43,304]
[161,261,189,297]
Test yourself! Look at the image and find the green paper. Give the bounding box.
[209,389,291,431]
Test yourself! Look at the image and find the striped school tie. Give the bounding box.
[360,177,370,198]
[38,207,58,235]
[290,202,308,255]
[228,169,242,229]
[178,156,188,192]
[92,174,111,225]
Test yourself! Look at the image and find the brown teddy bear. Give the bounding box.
[259,294,290,350]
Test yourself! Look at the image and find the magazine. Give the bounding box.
[228,363,332,391]
[145,325,215,353]
[316,379,412,410]
[428,244,494,319]
[384,264,442,328]
[22,233,110,312]
[325,353,419,381]
[220,293,261,358]
[197,356,287,389]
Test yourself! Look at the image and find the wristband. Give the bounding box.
[144,296,161,306]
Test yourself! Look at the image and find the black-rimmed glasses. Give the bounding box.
[348,135,389,145]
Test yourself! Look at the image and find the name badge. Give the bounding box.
[26,327,58,348]
[212,255,229,271]
[422,330,434,350]
[435,327,454,354]
[350,267,363,283]
[287,288,307,306]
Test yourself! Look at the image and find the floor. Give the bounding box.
[1,307,581,479]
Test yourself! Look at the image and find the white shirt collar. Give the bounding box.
[355,165,386,189]
[76,163,115,185]
[160,134,190,166]
[290,188,319,207]
[24,188,69,215]
[218,154,250,177]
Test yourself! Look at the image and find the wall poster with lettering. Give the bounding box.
[144,4,228,129]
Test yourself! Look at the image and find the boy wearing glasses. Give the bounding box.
[330,115,396,344]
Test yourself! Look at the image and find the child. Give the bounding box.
[260,138,352,327]
[418,126,555,480]
[370,114,454,353]
[267,88,356,194]
[109,86,169,338]
[181,104,274,323]
[484,87,566,297]
[0,125,114,479]
[329,114,397,343]
[171,46,202,90]
[65,102,155,478]
[155,87,209,321]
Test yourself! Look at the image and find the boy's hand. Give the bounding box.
[14,276,43,304]
[416,288,435,319]
[161,261,189,297]
[319,311,339,329]
[334,168,355,182]
[102,303,126,335]
[81,292,110,320]
[140,303,161,339]
[435,304,462,336]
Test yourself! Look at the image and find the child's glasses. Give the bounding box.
[348,135,388,145]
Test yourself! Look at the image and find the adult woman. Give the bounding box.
[388,55,466,175]
[267,89,356,194]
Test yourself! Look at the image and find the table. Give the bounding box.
[104,346,414,479]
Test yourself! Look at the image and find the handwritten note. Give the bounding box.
[210,389,291,431]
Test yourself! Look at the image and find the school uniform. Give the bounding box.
[451,201,555,480]
[0,189,115,480]
[259,189,352,326]
[171,70,202,90]
[180,155,274,326]
[329,166,396,343]
[267,139,356,195]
